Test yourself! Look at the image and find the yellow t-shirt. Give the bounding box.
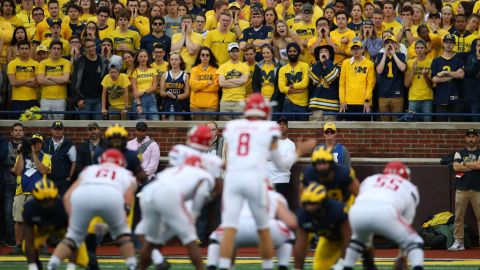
[203,29,237,65]
[407,58,433,101]
[205,14,218,31]
[172,32,204,73]
[292,21,317,64]
[37,57,71,99]
[275,3,295,21]
[217,60,250,102]
[89,17,116,40]
[34,20,71,42]
[330,28,356,65]
[474,1,480,14]
[131,67,157,92]
[260,63,275,99]
[15,11,36,39]
[102,73,131,110]
[0,20,14,65]
[453,34,477,53]
[108,29,141,54]
[245,62,256,96]
[152,61,169,80]
[40,38,70,57]
[7,58,39,101]
[382,19,403,35]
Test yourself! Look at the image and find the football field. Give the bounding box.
[1,257,480,270]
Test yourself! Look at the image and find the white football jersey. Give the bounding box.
[223,119,281,171]
[77,163,136,194]
[357,173,420,222]
[168,144,223,178]
[146,165,215,201]
[239,190,288,219]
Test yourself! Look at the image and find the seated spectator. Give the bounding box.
[131,49,159,120]
[102,63,131,120]
[189,46,220,121]
[159,52,190,120]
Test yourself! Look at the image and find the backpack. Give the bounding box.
[420,211,472,249]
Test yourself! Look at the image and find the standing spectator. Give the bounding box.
[108,10,141,56]
[316,122,351,168]
[291,3,316,64]
[189,46,220,121]
[0,123,25,249]
[339,38,376,121]
[140,16,171,58]
[171,15,203,73]
[452,14,477,55]
[7,40,39,117]
[267,117,296,200]
[16,0,36,39]
[72,38,109,120]
[382,0,403,35]
[359,19,383,60]
[206,121,224,158]
[151,44,169,79]
[450,128,480,251]
[193,13,208,38]
[397,6,416,48]
[308,44,340,121]
[36,40,71,120]
[307,17,337,62]
[272,19,304,66]
[12,134,51,255]
[243,44,257,96]
[239,7,273,62]
[375,35,407,121]
[252,44,281,100]
[95,7,115,40]
[164,0,182,37]
[42,121,76,195]
[228,2,249,40]
[62,4,85,40]
[217,42,249,120]
[347,4,364,36]
[32,0,66,44]
[464,40,480,121]
[278,42,310,121]
[431,34,465,121]
[35,45,49,62]
[126,0,150,37]
[131,49,159,120]
[39,20,70,57]
[102,64,131,120]
[204,12,236,65]
[405,40,434,122]
[408,25,443,60]
[159,52,190,120]
[76,122,108,174]
[7,26,28,64]
[126,122,160,181]
[205,0,228,31]
[372,9,385,38]
[330,12,355,66]
[100,38,123,68]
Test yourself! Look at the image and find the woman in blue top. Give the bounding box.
[160,52,190,120]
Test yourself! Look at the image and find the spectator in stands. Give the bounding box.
[278,42,310,121]
[243,44,257,96]
[452,14,477,55]
[159,52,190,120]
[108,9,141,55]
[286,0,303,28]
[348,4,363,36]
[96,7,114,40]
[32,0,65,44]
[466,14,480,35]
[464,40,480,121]
[409,24,442,60]
[68,35,83,63]
[317,122,351,168]
[204,12,236,65]
[307,17,337,61]
[102,63,131,120]
[405,40,434,122]
[17,0,35,38]
[184,0,202,16]
[7,26,28,63]
[359,19,383,60]
[440,5,454,33]
[35,45,49,62]
[151,44,168,94]
[42,121,76,195]
[217,42,249,120]
[308,44,340,121]
[383,1,403,35]
[112,2,126,19]
[7,40,39,117]
[78,0,96,23]
[193,13,208,38]
[189,46,220,121]
[292,3,316,64]
[140,16,170,58]
[372,9,385,38]
[375,35,407,121]
[126,122,160,180]
[164,0,182,37]
[264,7,277,29]
[451,128,480,251]
[131,49,159,120]
[171,15,203,73]
[40,20,70,57]
[240,7,273,62]
[431,34,465,122]
[1,123,25,249]
[36,40,71,120]
[252,44,280,101]
[427,11,449,38]
[63,4,85,40]
[72,38,109,120]
[364,2,375,20]
[81,22,102,50]
[76,122,108,173]
[226,2,249,40]
[12,134,51,255]
[330,12,355,66]
[1,0,21,31]
[397,6,416,48]
[126,0,150,37]
[267,117,296,199]
[339,38,375,121]
[205,0,228,31]
[101,38,123,68]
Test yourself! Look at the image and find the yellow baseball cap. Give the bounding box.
[350,39,363,49]
[228,2,241,9]
[323,122,336,132]
[36,45,49,53]
[384,34,397,43]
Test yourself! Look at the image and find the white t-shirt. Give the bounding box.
[267,138,296,184]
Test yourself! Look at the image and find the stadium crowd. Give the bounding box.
[0,0,479,121]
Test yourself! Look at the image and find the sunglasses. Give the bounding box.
[200,53,210,57]
[153,22,163,26]
[324,130,336,134]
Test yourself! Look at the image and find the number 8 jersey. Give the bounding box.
[223,119,281,172]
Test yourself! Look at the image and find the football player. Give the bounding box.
[47,149,138,270]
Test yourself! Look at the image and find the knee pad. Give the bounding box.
[348,239,366,253]
[400,234,424,254]
[61,238,78,252]
[116,234,133,247]
[405,242,424,255]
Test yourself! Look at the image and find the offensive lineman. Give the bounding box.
[219,93,316,270]
[207,186,297,270]
[47,149,138,270]
[342,162,424,270]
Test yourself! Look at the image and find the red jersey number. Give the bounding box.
[374,176,402,191]
[95,169,116,180]
[237,133,250,156]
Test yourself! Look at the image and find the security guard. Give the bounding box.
[23,179,88,270]
[294,183,351,270]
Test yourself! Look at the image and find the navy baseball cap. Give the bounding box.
[51,121,64,129]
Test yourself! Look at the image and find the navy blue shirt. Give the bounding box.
[301,164,353,203]
[240,25,273,61]
[296,198,348,240]
[431,55,464,105]
[140,34,171,60]
[23,199,68,230]
[375,52,406,98]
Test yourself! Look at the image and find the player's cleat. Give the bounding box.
[278,266,288,270]
[448,241,465,251]
[207,266,217,270]
[9,245,23,255]
[155,260,171,270]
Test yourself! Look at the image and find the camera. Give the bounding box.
[20,138,33,156]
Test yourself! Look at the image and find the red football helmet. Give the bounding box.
[99,148,126,167]
[383,161,411,180]
[187,125,214,151]
[184,155,202,167]
[244,93,271,119]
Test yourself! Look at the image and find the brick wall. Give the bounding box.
[0,121,469,158]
